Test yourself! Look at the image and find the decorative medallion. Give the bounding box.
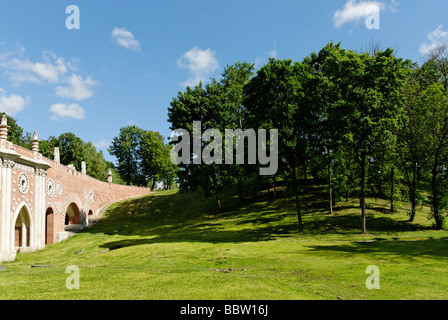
[18,173,29,194]
[46,179,55,198]
[56,182,63,197]
[84,188,89,201]
[89,188,94,202]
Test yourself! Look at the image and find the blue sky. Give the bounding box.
[0,0,447,163]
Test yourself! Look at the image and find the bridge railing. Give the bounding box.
[10,142,149,192]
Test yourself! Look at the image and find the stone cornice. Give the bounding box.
[0,149,52,170]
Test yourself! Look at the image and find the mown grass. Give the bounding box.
[1,184,448,300]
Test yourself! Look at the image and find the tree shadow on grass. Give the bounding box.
[82,188,433,251]
[305,237,448,260]
[304,213,430,234]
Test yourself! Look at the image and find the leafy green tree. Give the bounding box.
[418,83,448,229]
[315,43,409,233]
[83,142,108,180]
[244,58,317,232]
[168,79,237,211]
[1,113,33,148]
[397,68,427,221]
[57,132,85,170]
[109,125,145,186]
[221,61,255,201]
[140,130,176,190]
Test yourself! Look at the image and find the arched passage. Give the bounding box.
[45,207,54,244]
[14,205,31,250]
[65,202,82,232]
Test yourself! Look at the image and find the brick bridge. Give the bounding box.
[0,115,151,262]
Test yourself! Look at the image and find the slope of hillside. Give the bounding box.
[2,186,448,300]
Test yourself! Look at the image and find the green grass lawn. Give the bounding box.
[1,185,448,300]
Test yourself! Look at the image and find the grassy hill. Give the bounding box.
[1,185,448,300]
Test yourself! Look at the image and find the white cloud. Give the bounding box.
[0,90,30,115]
[94,139,110,149]
[0,50,73,85]
[50,103,85,120]
[177,47,219,87]
[111,27,141,51]
[254,42,278,68]
[333,0,398,28]
[420,25,448,56]
[55,74,98,101]
[268,41,277,59]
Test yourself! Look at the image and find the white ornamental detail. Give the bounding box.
[56,182,63,197]
[18,173,29,194]
[46,179,55,198]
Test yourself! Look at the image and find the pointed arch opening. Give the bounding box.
[14,205,31,250]
[45,207,54,244]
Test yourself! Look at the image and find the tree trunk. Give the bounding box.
[390,166,394,212]
[273,179,277,200]
[328,158,334,215]
[151,179,156,191]
[237,176,243,202]
[293,167,303,233]
[303,161,308,181]
[360,151,367,234]
[215,193,222,212]
[126,148,131,186]
[431,159,443,229]
[409,162,417,222]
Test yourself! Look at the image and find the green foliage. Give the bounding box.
[168,78,240,210]
[108,125,175,189]
[140,130,177,190]
[108,125,146,186]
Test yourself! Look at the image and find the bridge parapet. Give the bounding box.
[0,115,151,262]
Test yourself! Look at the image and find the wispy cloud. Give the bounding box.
[333,0,398,28]
[0,88,30,116]
[55,74,98,101]
[0,49,75,86]
[177,47,219,87]
[111,27,141,51]
[254,42,278,68]
[420,25,448,56]
[94,139,110,149]
[49,103,85,120]
[0,45,98,120]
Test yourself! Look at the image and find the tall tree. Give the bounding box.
[83,142,108,181]
[419,83,448,229]
[140,130,175,190]
[221,61,255,202]
[57,132,85,170]
[244,58,316,233]
[109,125,145,186]
[168,80,237,211]
[315,43,409,233]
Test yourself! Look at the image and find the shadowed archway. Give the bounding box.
[46,207,54,244]
[14,205,31,250]
[65,202,82,232]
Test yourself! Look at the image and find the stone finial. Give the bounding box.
[0,114,8,141]
[81,161,86,175]
[107,168,112,184]
[54,147,60,163]
[32,131,39,152]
